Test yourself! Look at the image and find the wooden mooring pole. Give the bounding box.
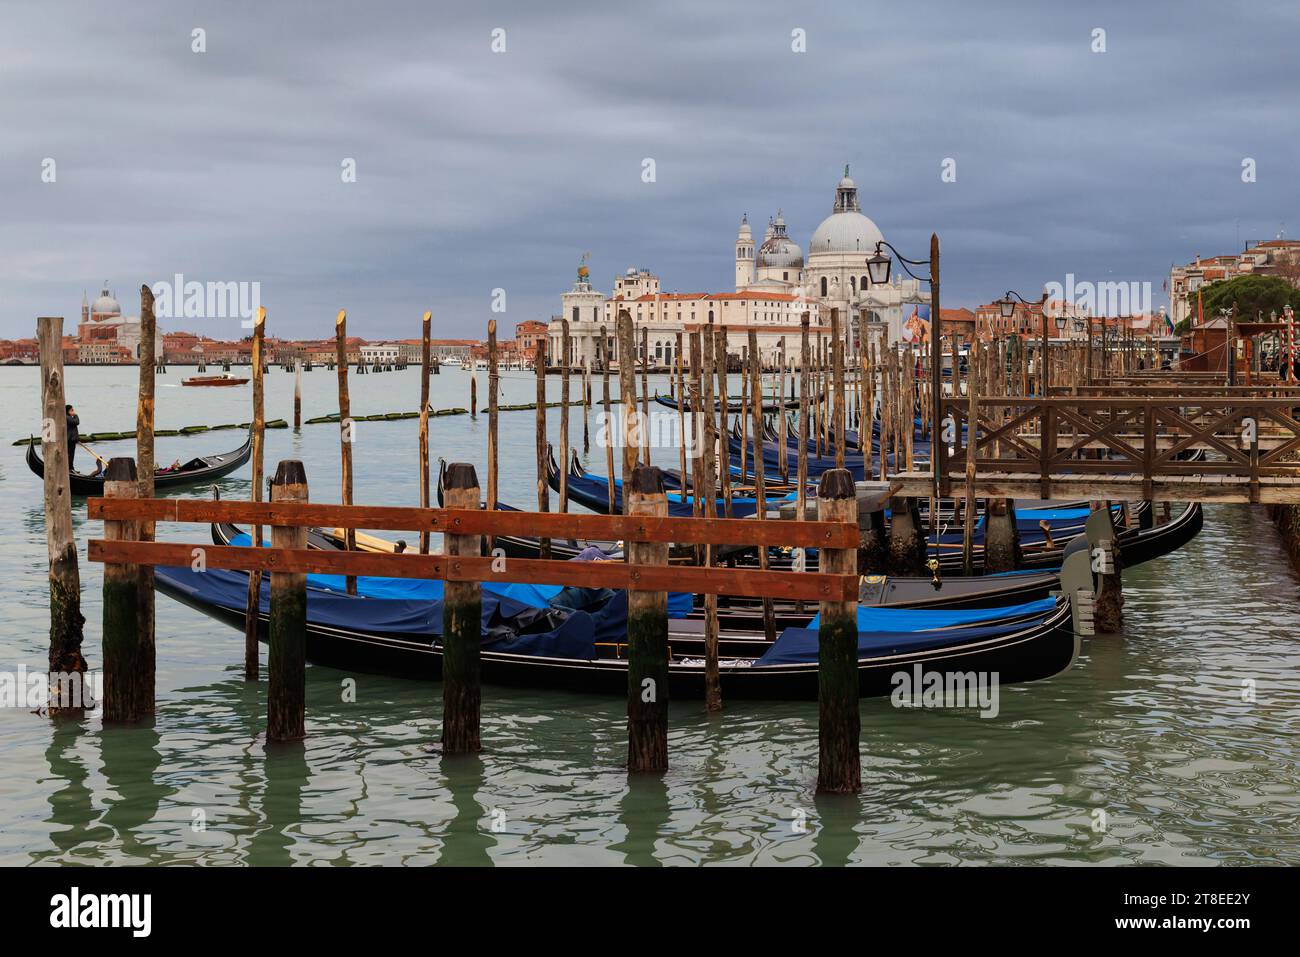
[817,467,860,795]
[486,320,499,545]
[136,285,157,711]
[626,465,669,773]
[442,463,482,753]
[245,307,267,677]
[38,317,87,713]
[102,458,141,722]
[334,311,357,595]
[599,327,616,513]
[534,340,550,558]
[559,319,571,514]
[267,460,309,741]
[419,310,432,554]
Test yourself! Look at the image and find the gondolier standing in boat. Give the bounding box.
[65,404,79,469]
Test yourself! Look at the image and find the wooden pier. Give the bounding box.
[894,394,1300,504]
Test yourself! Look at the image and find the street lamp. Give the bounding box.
[864,237,946,518]
[998,290,1050,395]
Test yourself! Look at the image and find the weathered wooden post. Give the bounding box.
[534,340,551,558]
[102,457,140,722]
[267,460,309,741]
[470,372,478,419]
[1087,505,1124,632]
[243,308,268,678]
[983,498,1022,572]
[817,468,860,795]
[334,311,357,595]
[136,286,157,711]
[442,463,482,753]
[640,325,651,462]
[749,329,776,644]
[559,319,571,514]
[962,336,981,576]
[419,311,433,554]
[617,310,639,499]
[599,327,616,513]
[293,363,302,431]
[486,320,499,548]
[38,316,88,714]
[714,328,734,518]
[626,465,669,772]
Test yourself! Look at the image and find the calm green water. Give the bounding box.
[1,365,1297,866]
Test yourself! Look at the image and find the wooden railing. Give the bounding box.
[85,457,866,789]
[933,396,1300,502]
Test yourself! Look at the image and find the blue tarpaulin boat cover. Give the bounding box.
[155,565,603,659]
[802,597,1057,630]
[754,617,1051,667]
[225,532,694,617]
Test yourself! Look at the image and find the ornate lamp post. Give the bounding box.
[997,290,1050,395]
[866,236,942,495]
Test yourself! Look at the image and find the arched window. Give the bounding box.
[860,275,868,291]
[850,276,856,294]
[820,276,828,297]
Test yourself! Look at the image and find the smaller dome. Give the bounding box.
[91,285,121,317]
[756,210,803,269]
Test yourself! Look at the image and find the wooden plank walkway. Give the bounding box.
[891,470,1300,504]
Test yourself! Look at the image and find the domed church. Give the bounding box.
[734,166,930,353]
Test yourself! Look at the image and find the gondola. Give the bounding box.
[654,393,809,413]
[26,429,253,497]
[153,560,1081,699]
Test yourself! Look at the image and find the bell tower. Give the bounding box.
[735,214,754,290]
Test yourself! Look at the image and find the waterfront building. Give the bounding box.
[74,283,163,362]
[546,167,925,369]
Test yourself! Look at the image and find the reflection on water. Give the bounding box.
[2,367,1298,864]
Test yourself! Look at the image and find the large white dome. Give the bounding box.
[809,211,884,256]
[809,166,884,256]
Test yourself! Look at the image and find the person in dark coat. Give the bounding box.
[65,404,79,470]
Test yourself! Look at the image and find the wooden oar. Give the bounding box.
[79,441,111,470]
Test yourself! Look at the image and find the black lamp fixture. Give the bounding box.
[865,241,930,286]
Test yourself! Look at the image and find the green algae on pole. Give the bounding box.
[102,457,142,722]
[816,467,861,795]
[267,460,309,742]
[625,465,669,773]
[441,463,482,754]
[38,316,88,715]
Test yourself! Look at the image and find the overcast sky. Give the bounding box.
[2,0,1297,340]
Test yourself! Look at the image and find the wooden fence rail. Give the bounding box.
[86,458,863,792]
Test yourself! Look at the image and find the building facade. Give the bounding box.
[545,167,926,370]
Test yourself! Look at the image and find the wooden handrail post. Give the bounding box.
[267,460,309,742]
[442,463,482,754]
[38,315,88,714]
[626,465,669,773]
[102,457,141,722]
[816,468,860,795]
